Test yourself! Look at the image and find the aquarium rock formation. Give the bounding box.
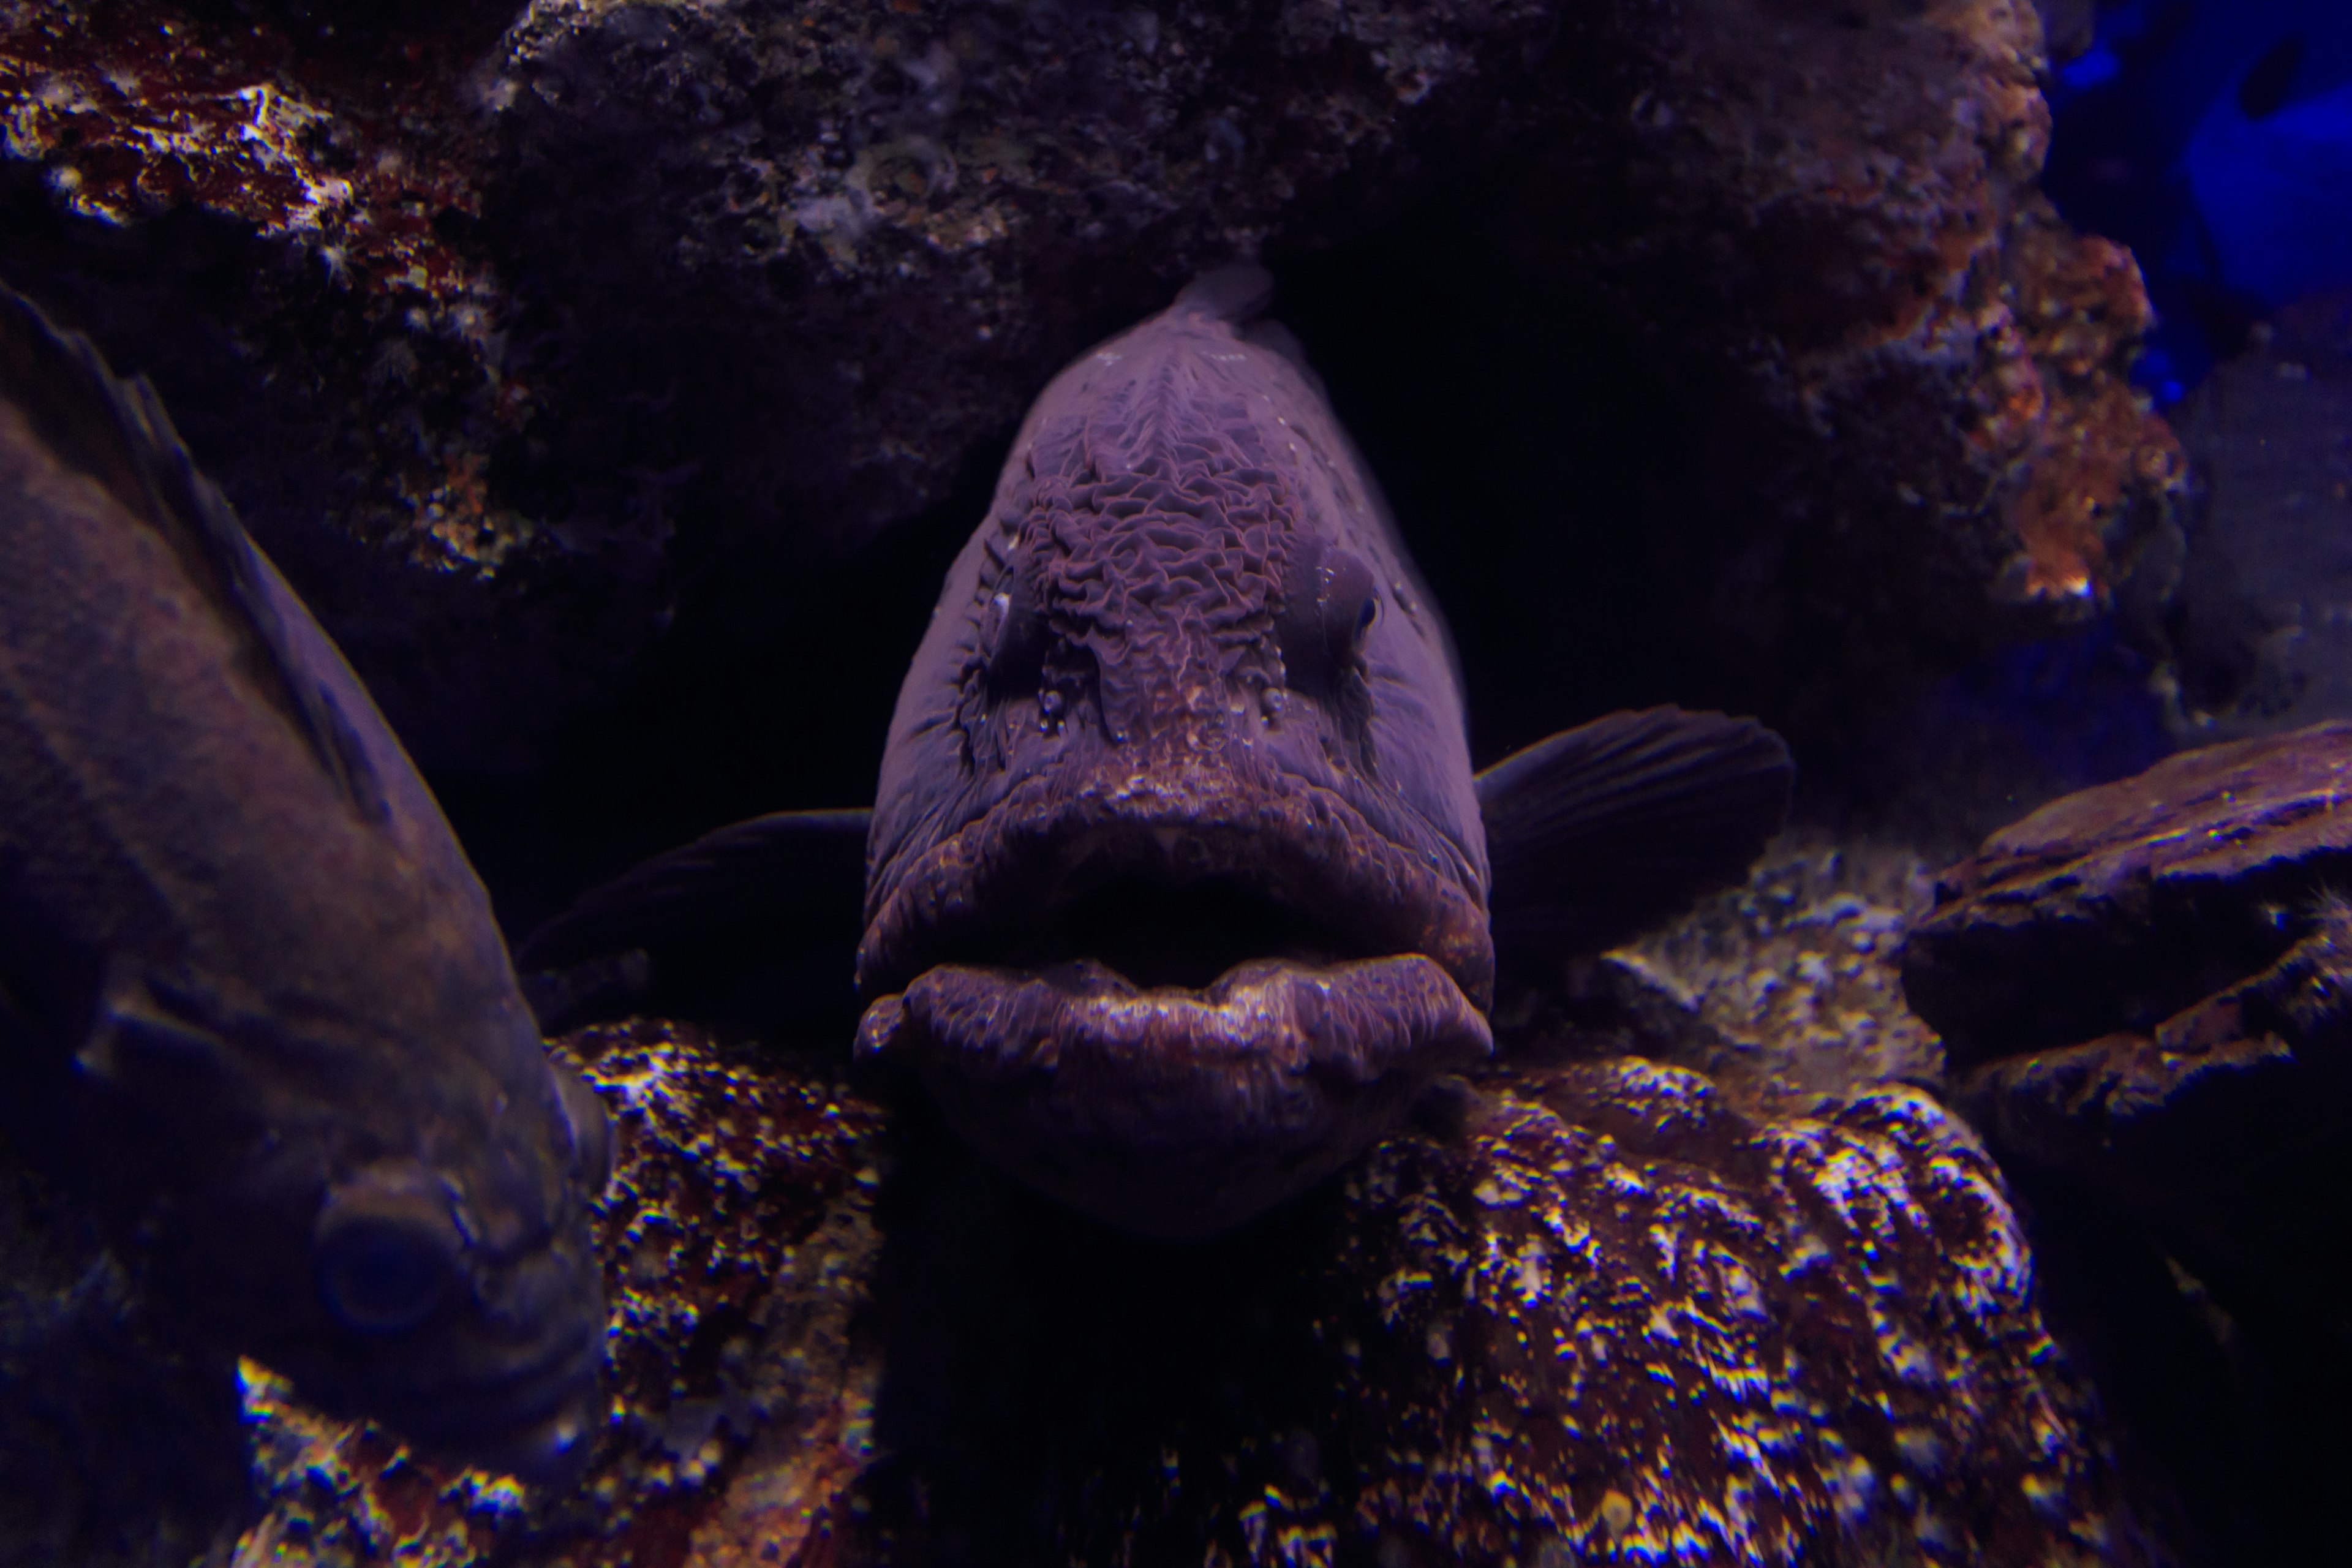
[206,1019,2147,1567]
[1904,718,2352,1562]
[0,0,2186,771]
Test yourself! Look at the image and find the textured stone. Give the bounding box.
[225,1030,2141,1567]
[2,0,2187,782]
[1458,0,2188,686]
[1899,726,2352,1566]
[839,1059,2138,1567]
[1506,834,1943,1106]
[1954,894,2352,1338]
[1901,720,2352,1065]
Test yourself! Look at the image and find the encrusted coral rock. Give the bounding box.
[1901,720,2352,1066]
[1455,0,2188,737]
[1512,835,1943,1104]
[1319,1061,2133,1566]
[843,1058,2136,1567]
[219,1026,2135,1567]
[0,0,638,770]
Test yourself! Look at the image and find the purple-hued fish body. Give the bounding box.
[522,269,1790,1242]
[0,288,610,1484]
[852,270,1779,1237]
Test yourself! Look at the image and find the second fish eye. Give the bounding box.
[313,1169,468,1335]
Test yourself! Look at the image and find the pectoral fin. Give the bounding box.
[1476,708,1793,982]
[518,809,872,1041]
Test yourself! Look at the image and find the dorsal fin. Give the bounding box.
[0,285,386,824]
[1174,264,1275,325]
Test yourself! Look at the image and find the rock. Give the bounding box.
[225,1028,2142,1567]
[1328,0,2190,769]
[1507,834,1943,1104]
[1953,895,2352,1338]
[0,1155,249,1568]
[3,0,2184,786]
[1901,723,2352,1566]
[1901,720,2352,1067]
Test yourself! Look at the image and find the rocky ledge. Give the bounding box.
[198,1020,2142,1568]
[1902,720,2352,1564]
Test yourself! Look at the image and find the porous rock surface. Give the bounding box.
[2,0,2185,774]
[216,1023,2139,1567]
[1509,834,1943,1105]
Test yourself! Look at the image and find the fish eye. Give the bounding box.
[314,1170,467,1335]
[1319,553,1380,663]
[981,570,1050,694]
[1276,541,1379,702]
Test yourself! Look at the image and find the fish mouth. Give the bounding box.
[390,1326,609,1489]
[855,758,1495,1238]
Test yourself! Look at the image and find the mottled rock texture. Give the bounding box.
[2,0,2185,783]
[1902,722,2352,1566]
[1506,835,1943,1104]
[224,1023,2139,1567]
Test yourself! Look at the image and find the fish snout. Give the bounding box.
[445,1359,609,1491]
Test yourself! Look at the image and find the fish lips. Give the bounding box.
[860,956,1491,1239]
[856,753,1497,1237]
[858,754,1497,1008]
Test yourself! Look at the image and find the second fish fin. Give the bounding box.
[519,808,872,1041]
[1477,708,1792,980]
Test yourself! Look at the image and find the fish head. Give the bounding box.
[74,958,614,1487]
[858,278,1494,1239]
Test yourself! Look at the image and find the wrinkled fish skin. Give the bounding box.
[857,268,1499,1238]
[0,287,611,1487]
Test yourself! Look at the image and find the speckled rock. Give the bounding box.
[1505,834,1944,1105]
[4,0,2185,780]
[1901,720,2352,1067]
[0,0,654,771]
[836,1058,2139,1567]
[202,1018,2141,1568]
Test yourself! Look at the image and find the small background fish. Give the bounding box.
[0,285,611,1487]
